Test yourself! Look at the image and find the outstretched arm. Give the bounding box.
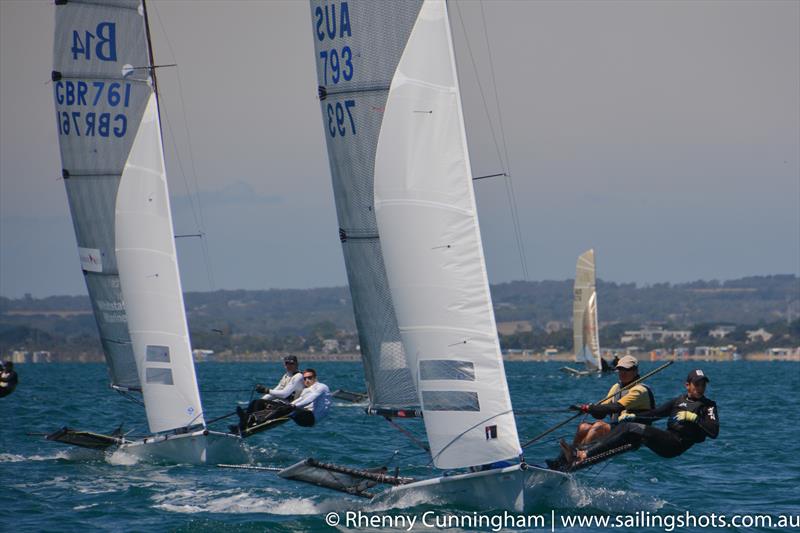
[268,374,304,400]
[292,386,322,408]
[628,397,677,421]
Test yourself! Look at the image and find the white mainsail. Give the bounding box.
[374,0,520,469]
[573,249,602,372]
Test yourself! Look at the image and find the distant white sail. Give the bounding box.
[115,94,205,433]
[573,249,602,372]
[374,0,520,469]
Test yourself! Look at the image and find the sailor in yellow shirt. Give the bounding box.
[549,355,655,469]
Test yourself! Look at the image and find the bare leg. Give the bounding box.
[574,421,610,447]
[572,422,594,447]
[583,421,611,444]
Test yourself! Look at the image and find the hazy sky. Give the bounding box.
[1,0,798,298]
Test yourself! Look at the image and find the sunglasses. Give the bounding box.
[303,375,315,381]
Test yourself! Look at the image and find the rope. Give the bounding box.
[149,2,215,289]
[428,409,514,466]
[385,417,430,452]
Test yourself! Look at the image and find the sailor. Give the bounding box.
[575,356,655,443]
[233,354,304,433]
[563,369,719,469]
[255,354,304,403]
[0,361,18,398]
[289,368,332,427]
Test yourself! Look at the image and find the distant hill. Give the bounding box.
[2,275,797,356]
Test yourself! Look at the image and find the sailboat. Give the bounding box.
[278,0,567,510]
[561,249,609,376]
[47,0,245,464]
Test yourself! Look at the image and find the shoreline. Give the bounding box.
[7,351,799,364]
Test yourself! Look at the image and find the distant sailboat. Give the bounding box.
[562,249,611,376]
[279,0,566,510]
[47,0,245,464]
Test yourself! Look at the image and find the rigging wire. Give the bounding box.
[149,3,216,290]
[479,0,530,281]
[453,1,530,281]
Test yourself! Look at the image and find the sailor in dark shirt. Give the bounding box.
[0,361,18,398]
[566,369,719,467]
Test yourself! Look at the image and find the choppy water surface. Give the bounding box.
[2,361,799,531]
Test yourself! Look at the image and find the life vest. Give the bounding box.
[607,381,655,423]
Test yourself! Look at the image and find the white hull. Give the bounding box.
[116,429,248,465]
[371,464,568,512]
[560,366,598,377]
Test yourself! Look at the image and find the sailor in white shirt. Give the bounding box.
[255,354,304,402]
[234,354,304,433]
[290,368,332,427]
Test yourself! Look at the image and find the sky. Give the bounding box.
[1,0,798,299]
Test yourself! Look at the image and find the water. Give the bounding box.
[3,361,799,531]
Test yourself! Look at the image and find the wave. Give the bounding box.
[151,488,350,515]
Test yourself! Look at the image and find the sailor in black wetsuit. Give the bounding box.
[565,369,719,468]
[0,361,18,398]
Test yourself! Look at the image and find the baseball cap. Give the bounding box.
[283,354,298,364]
[687,369,710,384]
[615,355,639,369]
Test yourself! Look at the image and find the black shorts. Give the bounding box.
[292,409,315,427]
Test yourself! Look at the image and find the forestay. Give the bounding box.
[308,0,422,409]
[373,0,521,469]
[52,0,150,390]
[573,249,601,371]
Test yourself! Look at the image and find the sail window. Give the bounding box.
[146,345,170,363]
[420,360,475,381]
[422,391,480,412]
[145,367,174,385]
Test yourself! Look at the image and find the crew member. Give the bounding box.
[0,361,18,398]
[562,369,719,469]
[289,368,332,427]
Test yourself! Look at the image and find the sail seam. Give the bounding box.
[398,325,494,337]
[64,171,122,178]
[375,199,473,217]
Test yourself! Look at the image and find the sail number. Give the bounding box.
[319,46,353,85]
[54,81,131,138]
[327,100,356,138]
[71,22,117,62]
